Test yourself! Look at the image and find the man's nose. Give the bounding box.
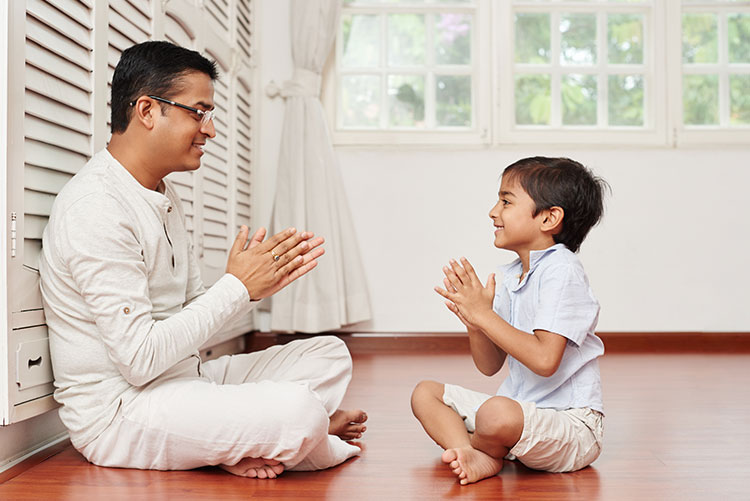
[201,118,216,138]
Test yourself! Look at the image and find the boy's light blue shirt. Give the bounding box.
[493,243,604,413]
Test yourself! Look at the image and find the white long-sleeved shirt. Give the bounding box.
[39,148,253,449]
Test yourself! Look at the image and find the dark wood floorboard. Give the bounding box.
[1,351,748,500]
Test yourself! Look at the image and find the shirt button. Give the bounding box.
[123,307,131,314]
[167,206,173,213]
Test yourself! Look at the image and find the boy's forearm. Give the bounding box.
[467,326,506,376]
[474,311,560,377]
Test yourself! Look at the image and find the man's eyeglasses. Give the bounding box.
[130,95,215,126]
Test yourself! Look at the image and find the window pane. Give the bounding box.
[728,13,750,63]
[435,14,472,65]
[562,74,597,125]
[388,75,425,127]
[388,14,426,66]
[342,75,381,127]
[436,75,472,126]
[683,74,719,125]
[682,14,718,63]
[609,74,644,126]
[730,74,750,125]
[515,74,550,125]
[608,14,643,64]
[515,13,550,63]
[342,15,380,68]
[560,13,597,65]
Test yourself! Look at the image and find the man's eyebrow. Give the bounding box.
[194,101,214,110]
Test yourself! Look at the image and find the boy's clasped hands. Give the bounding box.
[435,258,496,330]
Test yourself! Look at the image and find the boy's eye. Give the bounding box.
[501,199,510,206]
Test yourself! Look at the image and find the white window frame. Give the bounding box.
[497,0,667,146]
[669,0,750,146]
[323,0,493,146]
[326,0,750,147]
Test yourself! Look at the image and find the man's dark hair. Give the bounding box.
[502,157,609,253]
[111,41,219,133]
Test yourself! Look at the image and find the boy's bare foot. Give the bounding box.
[442,447,503,485]
[328,409,368,440]
[220,457,285,479]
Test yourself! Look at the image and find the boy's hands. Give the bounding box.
[226,226,325,300]
[434,257,495,330]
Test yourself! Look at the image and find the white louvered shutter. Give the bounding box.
[198,45,232,286]
[21,0,94,311]
[3,0,256,424]
[106,0,153,133]
[234,76,252,230]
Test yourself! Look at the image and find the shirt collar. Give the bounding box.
[504,243,567,291]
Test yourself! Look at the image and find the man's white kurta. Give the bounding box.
[39,149,358,470]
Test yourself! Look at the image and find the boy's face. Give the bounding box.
[489,175,552,254]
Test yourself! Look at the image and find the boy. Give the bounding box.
[411,157,607,485]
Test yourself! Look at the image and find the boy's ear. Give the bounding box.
[541,206,564,235]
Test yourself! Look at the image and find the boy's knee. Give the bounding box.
[410,380,444,415]
[475,397,524,442]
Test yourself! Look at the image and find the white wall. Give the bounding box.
[257,0,750,333]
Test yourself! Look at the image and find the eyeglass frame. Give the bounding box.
[129,95,215,126]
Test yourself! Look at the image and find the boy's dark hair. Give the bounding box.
[111,41,219,133]
[503,157,609,253]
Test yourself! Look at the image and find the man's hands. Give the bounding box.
[434,257,495,331]
[226,226,325,300]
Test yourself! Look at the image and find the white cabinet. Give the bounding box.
[1,0,257,425]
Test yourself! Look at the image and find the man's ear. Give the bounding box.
[541,206,564,235]
[133,97,156,130]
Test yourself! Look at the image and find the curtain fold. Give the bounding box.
[268,0,372,333]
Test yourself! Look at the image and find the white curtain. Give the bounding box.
[268,0,371,333]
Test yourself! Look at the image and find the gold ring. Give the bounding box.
[271,250,281,262]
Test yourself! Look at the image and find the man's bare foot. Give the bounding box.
[442,447,503,485]
[220,457,285,479]
[328,409,368,440]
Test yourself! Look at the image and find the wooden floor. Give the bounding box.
[1,347,748,500]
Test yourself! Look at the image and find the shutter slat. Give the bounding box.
[165,13,195,48]
[24,163,76,194]
[26,90,92,135]
[24,190,56,218]
[25,65,90,114]
[24,115,91,157]
[109,8,149,46]
[27,0,93,48]
[26,15,90,70]
[26,41,91,92]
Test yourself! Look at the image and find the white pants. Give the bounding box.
[80,336,359,471]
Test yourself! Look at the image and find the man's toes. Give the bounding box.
[256,468,268,479]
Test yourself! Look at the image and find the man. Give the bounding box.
[39,41,366,478]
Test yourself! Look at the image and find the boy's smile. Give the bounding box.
[489,176,557,266]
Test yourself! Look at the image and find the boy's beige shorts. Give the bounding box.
[443,383,603,473]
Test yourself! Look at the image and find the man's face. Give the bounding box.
[152,71,216,173]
